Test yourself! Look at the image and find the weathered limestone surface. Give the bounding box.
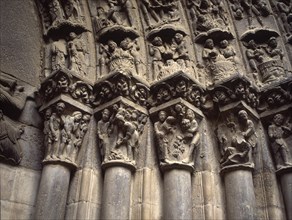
[1,0,292,219]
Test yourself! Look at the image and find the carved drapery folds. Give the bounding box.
[41,100,91,168]
[95,99,147,170]
[216,106,258,172]
[150,99,203,171]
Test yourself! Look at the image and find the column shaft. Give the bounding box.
[35,164,71,220]
[280,173,292,220]
[224,169,256,220]
[101,166,132,219]
[163,169,192,220]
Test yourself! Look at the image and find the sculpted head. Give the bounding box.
[273,113,284,126]
[238,110,248,121]
[158,111,167,122]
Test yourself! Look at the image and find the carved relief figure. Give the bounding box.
[95,6,116,32]
[64,0,83,22]
[107,0,135,27]
[202,38,237,83]
[229,0,270,28]
[244,37,285,84]
[154,106,201,166]
[97,104,147,164]
[140,0,181,28]
[51,40,67,71]
[97,109,112,162]
[268,113,292,169]
[0,110,24,165]
[217,110,257,168]
[48,0,65,26]
[68,32,87,75]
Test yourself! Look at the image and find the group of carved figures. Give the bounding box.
[244,36,285,83]
[41,0,83,29]
[97,105,147,164]
[149,33,191,80]
[99,38,142,75]
[202,38,238,83]
[43,102,90,164]
[217,110,292,170]
[187,0,229,34]
[50,32,87,76]
[154,105,200,164]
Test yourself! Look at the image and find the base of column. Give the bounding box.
[163,169,192,220]
[35,164,71,220]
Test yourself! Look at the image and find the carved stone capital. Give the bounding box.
[150,98,203,171]
[40,96,92,168]
[210,75,259,110]
[216,104,259,172]
[40,69,94,107]
[259,77,292,114]
[93,72,150,108]
[150,71,206,109]
[95,97,148,170]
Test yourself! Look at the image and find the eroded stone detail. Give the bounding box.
[151,101,203,169]
[41,69,94,106]
[268,113,292,170]
[216,109,257,169]
[96,102,147,166]
[0,110,24,165]
[242,34,286,85]
[42,101,90,167]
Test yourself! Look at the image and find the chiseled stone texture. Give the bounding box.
[0,0,42,87]
[0,164,41,220]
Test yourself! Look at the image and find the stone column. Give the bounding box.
[95,98,148,220]
[35,164,71,219]
[35,100,92,220]
[163,167,193,219]
[150,99,203,220]
[216,108,258,220]
[277,167,292,219]
[223,167,256,220]
[101,165,133,219]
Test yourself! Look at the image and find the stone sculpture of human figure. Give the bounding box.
[97,109,111,162]
[264,37,284,60]
[171,33,190,67]
[115,108,139,161]
[202,38,219,65]
[182,109,200,163]
[245,39,264,72]
[154,111,176,163]
[65,0,83,22]
[108,0,135,27]
[268,113,292,169]
[51,40,67,71]
[0,109,24,164]
[149,36,166,79]
[68,32,87,75]
[61,111,83,162]
[141,0,160,27]
[237,110,257,165]
[219,40,238,64]
[48,0,65,26]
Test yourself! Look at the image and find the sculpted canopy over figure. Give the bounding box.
[268,113,292,170]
